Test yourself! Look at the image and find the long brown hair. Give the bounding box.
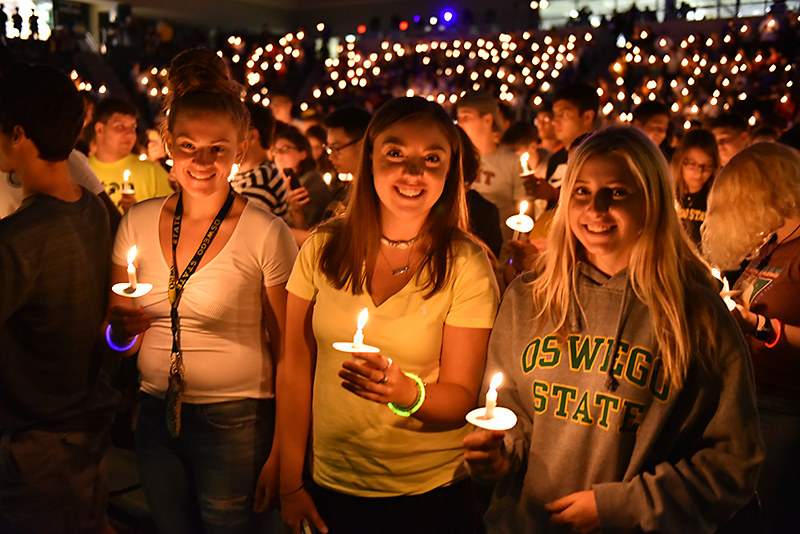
[318,96,470,297]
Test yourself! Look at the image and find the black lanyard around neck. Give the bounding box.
[168,188,236,358]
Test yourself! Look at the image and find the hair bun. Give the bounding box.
[167,48,239,101]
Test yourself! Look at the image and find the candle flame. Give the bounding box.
[520,152,530,171]
[357,307,368,330]
[123,169,131,181]
[489,372,503,391]
[518,201,528,217]
[127,245,137,266]
[711,268,722,281]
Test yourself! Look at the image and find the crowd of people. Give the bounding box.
[0,8,799,534]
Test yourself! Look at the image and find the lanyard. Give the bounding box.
[165,188,236,436]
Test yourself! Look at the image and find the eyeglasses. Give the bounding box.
[324,138,360,156]
[682,159,716,173]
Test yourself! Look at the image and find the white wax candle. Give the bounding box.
[485,389,497,419]
[485,372,503,419]
[520,152,531,174]
[126,246,138,290]
[711,268,736,311]
[353,307,368,349]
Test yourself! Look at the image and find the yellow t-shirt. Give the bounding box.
[287,231,500,497]
[88,154,172,210]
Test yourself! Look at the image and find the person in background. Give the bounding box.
[457,92,527,242]
[0,62,117,534]
[709,113,751,167]
[670,128,719,248]
[464,127,763,534]
[632,101,670,146]
[534,108,561,154]
[89,97,172,212]
[232,102,289,220]
[500,121,551,178]
[322,106,372,220]
[272,124,332,229]
[106,48,297,533]
[546,83,599,189]
[1,149,121,236]
[278,96,499,534]
[304,124,335,175]
[459,126,503,259]
[633,100,672,158]
[703,142,800,534]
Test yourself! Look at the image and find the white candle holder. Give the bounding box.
[466,406,518,431]
[112,282,153,299]
[332,342,381,354]
[506,214,534,241]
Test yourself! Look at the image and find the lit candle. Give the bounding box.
[520,152,531,174]
[506,201,534,240]
[127,246,138,291]
[353,307,368,350]
[485,372,503,419]
[122,169,132,193]
[711,268,736,311]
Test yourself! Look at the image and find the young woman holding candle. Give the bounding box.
[669,128,720,248]
[463,127,763,534]
[105,48,297,533]
[278,96,500,534]
[703,142,800,534]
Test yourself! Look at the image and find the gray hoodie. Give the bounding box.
[483,264,764,534]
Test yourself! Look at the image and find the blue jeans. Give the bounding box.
[136,393,275,534]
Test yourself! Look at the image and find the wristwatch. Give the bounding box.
[753,315,775,342]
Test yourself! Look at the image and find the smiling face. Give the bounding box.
[165,112,246,199]
[568,154,646,276]
[371,117,451,237]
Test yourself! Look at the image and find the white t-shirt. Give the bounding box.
[470,145,529,241]
[112,196,298,403]
[0,150,105,218]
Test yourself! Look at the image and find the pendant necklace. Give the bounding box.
[380,241,414,275]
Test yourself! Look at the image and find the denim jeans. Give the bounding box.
[136,393,275,534]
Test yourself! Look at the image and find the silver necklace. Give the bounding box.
[380,243,414,275]
[380,234,421,250]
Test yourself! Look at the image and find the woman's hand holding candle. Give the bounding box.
[462,429,510,482]
[339,352,417,407]
[108,305,153,343]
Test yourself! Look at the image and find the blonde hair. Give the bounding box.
[703,142,800,270]
[531,127,719,388]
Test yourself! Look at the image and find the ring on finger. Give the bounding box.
[379,373,389,384]
[383,357,393,371]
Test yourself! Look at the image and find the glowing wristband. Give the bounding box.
[765,319,783,349]
[105,324,138,352]
[388,372,425,417]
